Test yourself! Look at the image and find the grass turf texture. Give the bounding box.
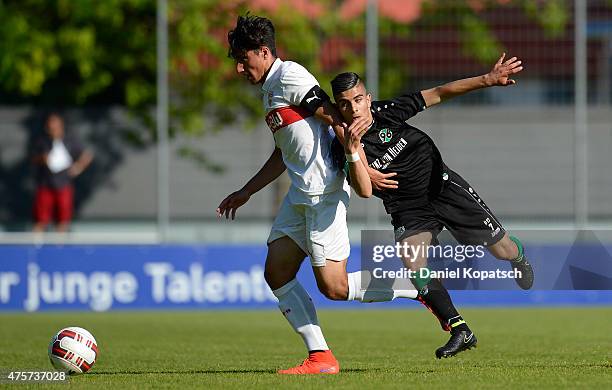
[0,308,610,389]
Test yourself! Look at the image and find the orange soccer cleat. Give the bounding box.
[277,350,340,375]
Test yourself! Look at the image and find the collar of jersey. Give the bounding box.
[367,119,376,132]
[262,58,283,92]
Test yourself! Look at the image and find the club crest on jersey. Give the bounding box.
[379,128,392,143]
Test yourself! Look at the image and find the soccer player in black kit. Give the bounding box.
[331,53,534,359]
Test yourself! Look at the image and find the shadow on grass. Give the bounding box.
[90,368,374,375]
[88,362,612,376]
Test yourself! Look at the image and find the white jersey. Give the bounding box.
[262,58,344,203]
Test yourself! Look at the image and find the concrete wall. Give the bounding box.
[1,106,610,226]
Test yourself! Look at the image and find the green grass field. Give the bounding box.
[0,308,611,389]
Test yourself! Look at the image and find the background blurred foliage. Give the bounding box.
[0,0,569,142]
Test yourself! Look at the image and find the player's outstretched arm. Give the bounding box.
[216,147,286,220]
[421,52,523,107]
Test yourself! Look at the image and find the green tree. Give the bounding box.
[0,0,573,146]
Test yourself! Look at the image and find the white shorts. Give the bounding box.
[267,187,350,267]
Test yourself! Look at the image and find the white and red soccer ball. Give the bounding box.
[48,327,98,374]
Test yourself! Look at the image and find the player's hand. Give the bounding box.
[368,167,398,190]
[486,53,523,87]
[343,116,370,153]
[216,189,250,220]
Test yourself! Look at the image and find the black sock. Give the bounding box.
[418,279,469,333]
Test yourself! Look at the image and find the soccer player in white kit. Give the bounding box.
[217,14,416,375]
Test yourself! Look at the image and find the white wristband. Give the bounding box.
[345,152,360,163]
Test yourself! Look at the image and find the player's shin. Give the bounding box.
[272,278,329,352]
[417,278,470,333]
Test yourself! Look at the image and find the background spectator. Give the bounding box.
[31,112,93,232]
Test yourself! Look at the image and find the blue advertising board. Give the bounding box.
[0,244,611,311]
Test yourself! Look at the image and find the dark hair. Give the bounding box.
[45,111,63,121]
[331,72,362,96]
[228,13,276,59]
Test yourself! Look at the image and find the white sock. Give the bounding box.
[273,279,329,351]
[347,271,417,302]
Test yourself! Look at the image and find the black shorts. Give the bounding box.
[391,170,505,246]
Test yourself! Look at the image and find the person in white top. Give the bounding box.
[32,113,93,233]
[216,14,416,375]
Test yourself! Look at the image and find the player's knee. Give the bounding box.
[404,259,427,272]
[263,267,290,290]
[263,268,273,287]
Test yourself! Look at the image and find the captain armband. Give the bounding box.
[299,85,330,113]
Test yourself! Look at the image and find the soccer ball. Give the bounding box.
[48,327,98,375]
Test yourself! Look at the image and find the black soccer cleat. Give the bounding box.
[435,330,477,359]
[512,256,534,290]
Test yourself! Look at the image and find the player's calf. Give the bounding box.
[488,235,534,289]
[508,236,534,290]
[316,283,349,301]
[312,259,350,301]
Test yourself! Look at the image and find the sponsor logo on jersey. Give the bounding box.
[305,90,320,104]
[265,106,312,133]
[266,111,283,130]
[370,137,408,170]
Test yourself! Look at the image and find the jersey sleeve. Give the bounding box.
[279,64,320,107]
[371,91,427,125]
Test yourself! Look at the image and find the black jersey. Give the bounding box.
[361,92,447,213]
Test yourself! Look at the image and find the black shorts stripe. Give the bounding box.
[448,180,503,229]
